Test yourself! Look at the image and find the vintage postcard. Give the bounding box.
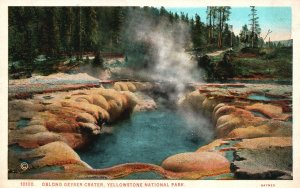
[1,0,299,188]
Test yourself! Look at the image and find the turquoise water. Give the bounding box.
[9,144,33,153]
[247,94,283,101]
[215,140,240,162]
[204,140,240,180]
[77,109,210,169]
[209,79,292,85]
[26,166,64,174]
[121,172,164,180]
[17,118,30,129]
[251,111,270,119]
[202,173,234,180]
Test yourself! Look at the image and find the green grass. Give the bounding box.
[231,47,292,79]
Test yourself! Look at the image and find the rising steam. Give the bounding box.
[123,9,213,141]
[123,9,203,96]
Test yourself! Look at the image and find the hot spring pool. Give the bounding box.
[77,109,212,169]
[247,94,283,101]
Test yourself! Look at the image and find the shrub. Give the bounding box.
[92,52,104,68]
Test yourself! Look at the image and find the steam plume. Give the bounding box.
[123,9,203,96]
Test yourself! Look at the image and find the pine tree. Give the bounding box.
[9,7,36,67]
[249,6,261,48]
[65,7,73,55]
[206,6,217,44]
[73,7,82,59]
[159,6,168,17]
[82,7,99,52]
[174,12,179,21]
[223,24,230,47]
[217,7,231,48]
[58,7,72,54]
[192,14,206,48]
[180,12,185,21]
[185,14,189,23]
[111,7,123,46]
[168,12,174,23]
[40,8,60,57]
[239,24,249,46]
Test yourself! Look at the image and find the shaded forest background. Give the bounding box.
[9,7,238,67]
[8,6,292,80]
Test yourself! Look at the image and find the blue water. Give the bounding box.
[121,172,164,180]
[77,109,209,169]
[215,140,240,162]
[226,79,292,85]
[204,140,240,180]
[17,118,30,129]
[9,144,33,153]
[207,79,292,85]
[247,94,283,101]
[26,166,64,174]
[202,173,234,180]
[251,111,270,119]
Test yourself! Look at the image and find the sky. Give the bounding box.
[166,7,291,42]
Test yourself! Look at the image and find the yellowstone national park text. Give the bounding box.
[21,182,185,188]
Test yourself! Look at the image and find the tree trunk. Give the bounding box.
[212,14,215,43]
[251,13,254,48]
[218,8,223,48]
[220,8,225,48]
[208,8,212,44]
[79,8,82,59]
[66,7,72,56]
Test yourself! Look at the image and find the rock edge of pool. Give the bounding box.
[8,73,292,180]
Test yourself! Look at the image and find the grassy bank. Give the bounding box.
[231,47,292,79]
